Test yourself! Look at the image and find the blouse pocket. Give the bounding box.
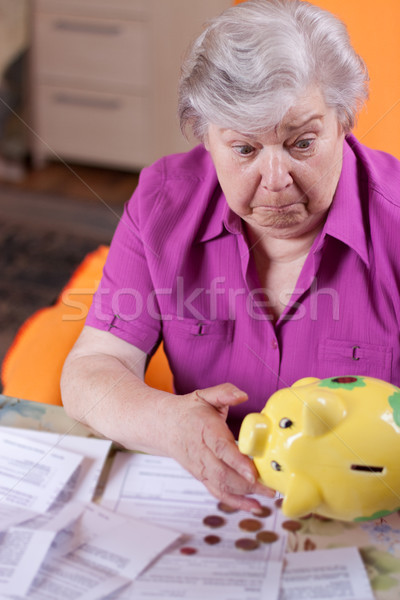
[318,338,393,381]
[162,318,235,393]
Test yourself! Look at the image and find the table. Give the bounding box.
[1,394,400,599]
[0,393,91,435]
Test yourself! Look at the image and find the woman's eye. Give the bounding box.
[295,138,313,150]
[234,145,255,156]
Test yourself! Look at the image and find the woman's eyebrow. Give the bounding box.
[284,114,324,132]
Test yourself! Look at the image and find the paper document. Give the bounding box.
[0,429,83,525]
[112,554,283,600]
[0,426,180,599]
[0,501,84,596]
[101,452,287,600]
[0,425,112,596]
[0,427,111,595]
[0,429,112,595]
[0,426,113,503]
[14,502,181,600]
[279,547,374,600]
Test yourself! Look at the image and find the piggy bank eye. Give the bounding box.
[271,461,282,472]
[279,418,293,429]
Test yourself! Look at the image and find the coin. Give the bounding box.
[282,520,302,532]
[235,537,260,551]
[204,535,221,545]
[256,530,279,544]
[238,518,263,532]
[217,501,239,514]
[180,546,197,555]
[255,506,272,518]
[203,515,226,528]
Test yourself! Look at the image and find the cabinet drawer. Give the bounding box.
[33,12,149,92]
[34,85,151,169]
[35,0,148,20]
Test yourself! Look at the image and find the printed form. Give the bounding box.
[12,502,181,600]
[0,429,180,598]
[0,428,114,596]
[0,428,84,528]
[280,547,374,600]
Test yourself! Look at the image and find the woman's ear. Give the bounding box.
[203,129,210,151]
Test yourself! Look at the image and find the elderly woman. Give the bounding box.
[61,0,400,513]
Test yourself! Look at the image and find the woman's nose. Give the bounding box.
[260,149,293,192]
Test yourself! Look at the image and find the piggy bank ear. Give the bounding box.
[238,413,269,457]
[302,392,347,437]
[282,472,322,518]
[292,377,320,388]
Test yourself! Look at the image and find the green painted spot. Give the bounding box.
[318,376,366,391]
[372,574,399,591]
[354,506,400,522]
[388,389,400,427]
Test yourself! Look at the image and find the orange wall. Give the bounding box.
[234,0,400,158]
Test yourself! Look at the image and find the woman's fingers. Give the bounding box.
[196,386,275,495]
[201,420,258,484]
[194,383,249,411]
[191,442,274,513]
[164,383,275,513]
[173,402,274,511]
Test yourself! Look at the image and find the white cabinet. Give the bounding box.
[29,0,231,170]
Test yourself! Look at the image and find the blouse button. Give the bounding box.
[271,338,278,350]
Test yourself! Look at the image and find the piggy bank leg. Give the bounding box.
[282,472,323,518]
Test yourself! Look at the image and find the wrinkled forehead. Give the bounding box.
[211,86,335,141]
[267,86,334,134]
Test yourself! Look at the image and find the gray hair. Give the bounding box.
[178,0,369,140]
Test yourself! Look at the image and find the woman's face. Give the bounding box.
[204,88,346,240]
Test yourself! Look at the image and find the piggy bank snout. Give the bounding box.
[238,413,269,457]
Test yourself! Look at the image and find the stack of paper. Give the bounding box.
[0,428,181,599]
[0,425,376,600]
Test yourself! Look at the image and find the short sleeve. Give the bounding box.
[85,165,163,355]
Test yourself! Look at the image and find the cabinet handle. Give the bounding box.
[53,93,121,111]
[53,19,122,36]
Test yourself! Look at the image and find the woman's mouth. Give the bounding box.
[255,201,301,211]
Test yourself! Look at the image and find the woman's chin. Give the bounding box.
[247,208,307,233]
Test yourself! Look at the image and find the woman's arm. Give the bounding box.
[61,325,273,512]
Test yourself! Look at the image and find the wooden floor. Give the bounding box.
[0,158,139,206]
[0,159,140,242]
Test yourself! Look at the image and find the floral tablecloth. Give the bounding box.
[280,505,400,598]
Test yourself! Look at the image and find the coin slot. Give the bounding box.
[350,464,384,473]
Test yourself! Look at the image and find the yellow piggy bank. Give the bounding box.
[238,376,400,522]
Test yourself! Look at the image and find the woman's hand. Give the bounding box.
[62,329,273,513]
[162,382,275,513]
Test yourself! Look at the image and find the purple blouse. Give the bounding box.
[86,134,400,436]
